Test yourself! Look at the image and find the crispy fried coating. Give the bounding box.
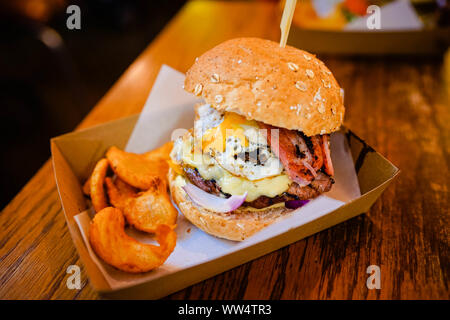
[106,146,169,189]
[89,207,176,273]
[105,176,177,233]
[82,176,91,196]
[90,158,109,212]
[143,141,173,162]
[108,176,138,198]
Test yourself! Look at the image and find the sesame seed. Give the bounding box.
[322,79,331,88]
[194,84,202,96]
[195,57,199,62]
[321,129,326,134]
[313,87,322,102]
[295,81,307,91]
[306,69,314,78]
[303,54,311,61]
[211,73,220,83]
[287,62,299,71]
[256,101,262,107]
[318,103,325,114]
[215,94,223,103]
[238,59,242,64]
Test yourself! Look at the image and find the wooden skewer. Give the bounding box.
[279,0,297,48]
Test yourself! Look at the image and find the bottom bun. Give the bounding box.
[168,168,292,241]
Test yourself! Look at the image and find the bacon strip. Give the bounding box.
[321,134,334,176]
[262,124,315,186]
[309,135,324,171]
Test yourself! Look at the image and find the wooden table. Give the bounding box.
[1,1,448,300]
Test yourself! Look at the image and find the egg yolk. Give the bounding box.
[202,112,258,153]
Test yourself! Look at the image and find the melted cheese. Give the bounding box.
[179,136,291,202]
[219,173,291,201]
[168,159,183,175]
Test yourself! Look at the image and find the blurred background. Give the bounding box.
[0,0,189,208]
[0,0,448,209]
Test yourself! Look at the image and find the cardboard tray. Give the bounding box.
[51,114,399,299]
[288,27,450,55]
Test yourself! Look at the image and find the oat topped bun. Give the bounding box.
[184,37,345,136]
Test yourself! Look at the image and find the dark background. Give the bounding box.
[0,0,187,209]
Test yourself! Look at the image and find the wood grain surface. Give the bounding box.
[0,1,448,300]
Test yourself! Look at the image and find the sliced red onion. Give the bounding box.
[183,183,247,213]
[285,199,310,209]
[302,160,318,178]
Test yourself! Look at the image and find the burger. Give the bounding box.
[168,38,345,241]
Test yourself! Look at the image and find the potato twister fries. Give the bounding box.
[105,176,177,233]
[89,207,176,273]
[106,146,169,190]
[83,142,177,273]
[82,176,91,196]
[143,141,173,162]
[90,158,109,212]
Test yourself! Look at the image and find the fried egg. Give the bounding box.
[193,104,283,181]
